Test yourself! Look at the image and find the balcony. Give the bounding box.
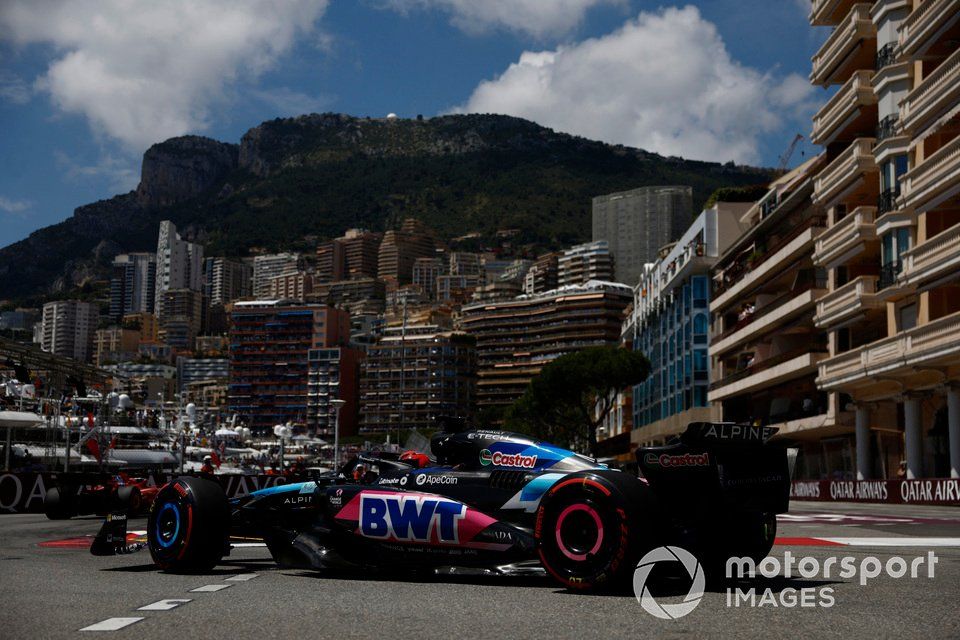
[899,0,960,57]
[811,4,877,86]
[901,135,960,213]
[811,70,878,146]
[810,0,861,25]
[813,206,877,268]
[901,223,960,287]
[710,349,829,402]
[900,48,960,138]
[813,138,877,206]
[818,309,960,390]
[710,285,826,357]
[814,275,884,328]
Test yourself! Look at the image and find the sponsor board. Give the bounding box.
[644,452,710,468]
[359,494,466,543]
[0,472,292,514]
[415,474,457,486]
[479,449,538,469]
[789,479,960,506]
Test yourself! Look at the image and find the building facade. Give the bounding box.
[110,253,157,320]
[524,252,560,295]
[228,301,350,432]
[810,0,960,480]
[40,300,99,362]
[377,218,436,286]
[412,257,444,300]
[306,346,362,437]
[269,272,315,301]
[177,357,230,393]
[461,281,633,412]
[158,289,204,351]
[359,325,476,433]
[203,257,252,306]
[252,253,302,299]
[94,327,140,366]
[592,185,694,286]
[628,202,751,446]
[558,241,615,287]
[154,221,203,312]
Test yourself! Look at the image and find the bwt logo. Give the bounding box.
[359,494,466,543]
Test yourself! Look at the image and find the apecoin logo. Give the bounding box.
[633,546,705,619]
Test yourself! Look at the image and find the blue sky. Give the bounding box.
[0,0,827,248]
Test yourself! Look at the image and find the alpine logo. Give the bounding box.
[359,494,466,543]
[479,449,538,469]
[645,453,711,468]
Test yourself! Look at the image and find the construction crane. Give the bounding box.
[777,133,804,173]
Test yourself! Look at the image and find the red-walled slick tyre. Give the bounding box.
[148,476,229,573]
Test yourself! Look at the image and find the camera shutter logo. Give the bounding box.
[633,546,705,619]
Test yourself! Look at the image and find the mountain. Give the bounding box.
[0,113,773,301]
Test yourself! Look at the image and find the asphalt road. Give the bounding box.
[2,501,959,640]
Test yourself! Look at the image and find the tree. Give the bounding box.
[504,346,650,457]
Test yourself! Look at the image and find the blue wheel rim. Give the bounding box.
[155,502,181,549]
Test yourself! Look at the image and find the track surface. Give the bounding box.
[2,501,959,639]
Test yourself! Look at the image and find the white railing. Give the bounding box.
[814,206,877,267]
[901,223,960,285]
[811,4,875,85]
[814,275,880,328]
[814,138,877,205]
[813,70,877,144]
[901,134,960,211]
[901,48,960,135]
[900,0,960,56]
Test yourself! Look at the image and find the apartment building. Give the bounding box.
[110,253,156,320]
[158,289,204,351]
[359,325,476,433]
[203,257,252,305]
[708,158,838,474]
[629,202,751,446]
[40,300,99,363]
[593,185,694,286]
[377,218,436,286]
[524,252,560,295]
[252,253,301,299]
[311,277,387,316]
[318,229,383,282]
[558,241,616,287]
[269,271,315,301]
[94,326,141,366]
[154,221,203,312]
[461,281,632,412]
[227,301,350,432]
[810,0,960,480]
[412,257,444,300]
[177,357,229,393]
[306,346,362,437]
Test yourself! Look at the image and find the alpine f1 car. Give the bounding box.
[93,421,791,590]
[45,473,157,520]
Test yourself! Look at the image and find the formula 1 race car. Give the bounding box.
[93,421,791,590]
[45,473,158,520]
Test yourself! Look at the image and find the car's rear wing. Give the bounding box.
[638,422,792,517]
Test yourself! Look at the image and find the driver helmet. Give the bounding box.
[399,450,430,469]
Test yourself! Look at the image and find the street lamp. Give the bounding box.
[330,398,346,473]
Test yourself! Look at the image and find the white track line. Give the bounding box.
[225,574,259,581]
[190,584,231,592]
[80,617,143,631]
[822,537,960,547]
[138,599,191,611]
[230,542,267,548]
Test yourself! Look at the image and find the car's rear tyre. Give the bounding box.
[148,476,229,573]
[44,486,76,520]
[113,486,142,513]
[536,471,660,591]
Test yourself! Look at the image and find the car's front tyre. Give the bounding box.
[148,476,229,572]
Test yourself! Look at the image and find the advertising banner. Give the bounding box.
[790,479,960,506]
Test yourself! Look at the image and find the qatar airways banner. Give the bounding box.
[791,479,960,506]
[0,472,294,514]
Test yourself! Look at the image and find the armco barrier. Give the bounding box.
[791,478,960,506]
[0,472,294,514]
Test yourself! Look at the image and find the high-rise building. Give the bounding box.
[359,325,476,433]
[40,300,99,362]
[317,229,383,283]
[123,312,159,343]
[269,272,315,301]
[558,240,615,287]
[177,357,229,393]
[378,218,436,286]
[461,281,632,411]
[809,0,960,480]
[158,289,204,351]
[436,274,482,303]
[316,240,345,283]
[592,186,693,286]
[449,252,483,277]
[252,253,301,299]
[203,257,252,305]
[228,301,350,432]
[709,158,834,467]
[311,277,387,316]
[627,202,751,446]
[93,326,141,366]
[110,253,156,320]
[412,257,444,300]
[154,221,203,312]
[524,252,560,295]
[307,346,362,437]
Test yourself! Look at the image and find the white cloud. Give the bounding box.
[0,0,329,150]
[382,0,621,38]
[454,5,816,165]
[250,87,335,118]
[0,196,32,217]
[54,150,139,194]
[0,70,31,104]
